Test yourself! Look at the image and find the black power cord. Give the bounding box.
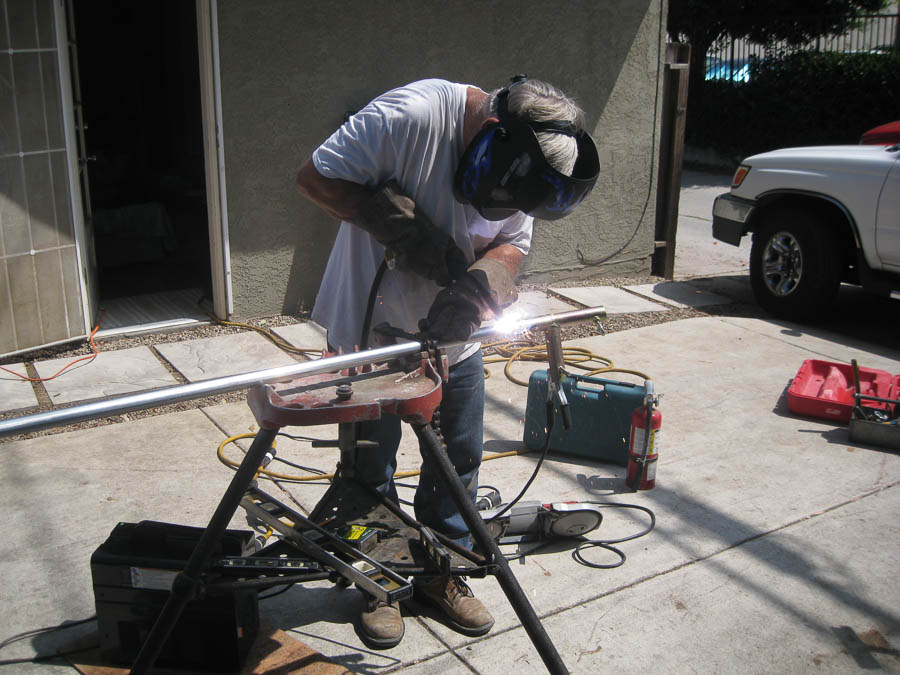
[570,502,656,569]
[496,502,655,568]
[0,615,97,667]
[574,0,664,270]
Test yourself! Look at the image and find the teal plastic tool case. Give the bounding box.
[523,371,647,465]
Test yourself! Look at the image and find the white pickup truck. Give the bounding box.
[712,143,900,319]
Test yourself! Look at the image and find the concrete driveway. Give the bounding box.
[0,171,898,673]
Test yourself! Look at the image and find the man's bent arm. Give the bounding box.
[479,243,524,279]
[296,156,372,223]
[296,156,468,286]
[298,156,524,281]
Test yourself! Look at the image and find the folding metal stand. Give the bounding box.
[129,351,569,674]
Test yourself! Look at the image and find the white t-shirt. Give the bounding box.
[310,79,533,361]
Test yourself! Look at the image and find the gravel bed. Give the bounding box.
[1,274,751,442]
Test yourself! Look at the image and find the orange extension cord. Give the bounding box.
[0,311,105,383]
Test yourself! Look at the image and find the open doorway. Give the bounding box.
[72,0,211,331]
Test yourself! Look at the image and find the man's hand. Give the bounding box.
[422,275,486,342]
[422,246,522,342]
[356,181,466,286]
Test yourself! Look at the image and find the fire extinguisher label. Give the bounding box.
[646,456,657,481]
[632,427,659,455]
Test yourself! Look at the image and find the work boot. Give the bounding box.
[359,593,404,648]
[414,575,494,636]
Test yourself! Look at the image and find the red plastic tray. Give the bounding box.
[893,376,900,416]
[787,359,894,423]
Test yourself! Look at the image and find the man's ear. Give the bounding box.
[481,116,500,130]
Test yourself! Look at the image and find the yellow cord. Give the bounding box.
[206,313,322,358]
[482,340,651,385]
[217,432,539,481]
[214,332,652,481]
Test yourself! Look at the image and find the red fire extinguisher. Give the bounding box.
[626,384,661,490]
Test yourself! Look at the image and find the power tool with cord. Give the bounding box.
[479,499,604,544]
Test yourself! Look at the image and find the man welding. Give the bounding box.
[296,75,599,648]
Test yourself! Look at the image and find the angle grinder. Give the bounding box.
[479,500,604,544]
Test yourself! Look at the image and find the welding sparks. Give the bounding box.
[489,307,527,338]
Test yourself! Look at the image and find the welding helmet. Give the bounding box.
[453,75,600,221]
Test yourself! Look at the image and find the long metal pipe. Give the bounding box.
[0,306,605,439]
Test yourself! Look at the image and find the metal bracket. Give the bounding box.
[545,322,571,429]
[241,486,413,604]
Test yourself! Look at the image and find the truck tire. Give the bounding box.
[749,207,841,320]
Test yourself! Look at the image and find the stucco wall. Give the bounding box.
[216,0,666,318]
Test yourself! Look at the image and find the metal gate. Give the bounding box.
[0,0,93,357]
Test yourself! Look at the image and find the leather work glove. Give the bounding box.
[356,180,467,286]
[422,257,518,342]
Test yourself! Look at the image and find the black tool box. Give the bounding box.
[91,520,259,671]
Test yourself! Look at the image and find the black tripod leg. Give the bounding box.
[411,423,569,675]
[129,427,279,675]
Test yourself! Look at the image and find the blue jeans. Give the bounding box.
[354,351,484,548]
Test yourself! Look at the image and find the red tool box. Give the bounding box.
[787,359,896,423]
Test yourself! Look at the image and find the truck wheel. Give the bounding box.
[749,208,841,320]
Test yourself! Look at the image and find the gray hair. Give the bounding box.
[486,79,584,176]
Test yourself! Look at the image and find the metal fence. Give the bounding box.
[706,13,899,82]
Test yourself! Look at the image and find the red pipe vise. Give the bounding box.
[248,353,447,430]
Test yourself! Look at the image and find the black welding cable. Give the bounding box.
[258,583,297,600]
[448,400,557,541]
[273,432,335,477]
[277,431,331,444]
[483,400,556,527]
[269,455,329,476]
[390,480,418,507]
[360,259,389,349]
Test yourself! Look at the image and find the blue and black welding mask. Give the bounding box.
[453,76,600,221]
